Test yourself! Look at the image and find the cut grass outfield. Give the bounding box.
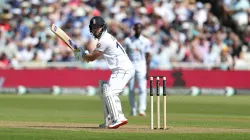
[0,95,250,140]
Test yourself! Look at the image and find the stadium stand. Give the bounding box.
[0,0,249,70]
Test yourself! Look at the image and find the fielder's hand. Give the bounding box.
[73,48,89,62]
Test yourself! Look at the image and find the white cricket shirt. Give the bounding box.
[95,31,134,70]
[124,35,151,70]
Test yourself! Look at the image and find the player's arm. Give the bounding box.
[73,49,102,62]
[145,39,152,80]
[146,52,151,80]
[83,50,103,62]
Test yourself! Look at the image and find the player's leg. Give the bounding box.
[107,69,135,128]
[137,71,147,116]
[103,85,127,129]
[102,83,120,121]
[98,80,111,128]
[102,82,125,129]
[128,72,137,116]
[113,93,126,120]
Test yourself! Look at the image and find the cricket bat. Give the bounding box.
[50,24,79,51]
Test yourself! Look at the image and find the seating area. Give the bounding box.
[0,0,249,70]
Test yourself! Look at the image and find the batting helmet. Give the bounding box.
[89,16,107,39]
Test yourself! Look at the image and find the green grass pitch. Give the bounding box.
[0,94,250,140]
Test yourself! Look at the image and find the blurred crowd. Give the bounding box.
[0,0,249,70]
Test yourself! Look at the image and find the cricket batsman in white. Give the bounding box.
[73,16,135,129]
[123,23,151,116]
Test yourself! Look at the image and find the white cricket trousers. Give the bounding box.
[106,68,135,121]
[128,69,147,115]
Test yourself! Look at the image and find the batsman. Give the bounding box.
[73,16,135,129]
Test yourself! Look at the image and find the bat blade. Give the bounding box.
[50,24,78,51]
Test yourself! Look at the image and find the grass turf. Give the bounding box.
[0,95,250,140]
[1,128,250,140]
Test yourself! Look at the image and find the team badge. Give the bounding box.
[97,43,101,48]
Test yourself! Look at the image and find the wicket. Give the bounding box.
[150,76,167,130]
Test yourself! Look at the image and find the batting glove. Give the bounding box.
[73,48,89,62]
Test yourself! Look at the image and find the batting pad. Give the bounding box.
[100,96,110,124]
[106,96,119,121]
[99,81,111,124]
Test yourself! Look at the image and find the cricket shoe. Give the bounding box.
[139,111,146,116]
[130,110,137,116]
[108,118,128,129]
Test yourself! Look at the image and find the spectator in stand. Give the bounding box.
[0,37,18,59]
[190,35,210,62]
[22,28,39,48]
[0,27,5,47]
[231,35,242,58]
[211,34,228,56]
[31,51,42,62]
[170,43,186,62]
[203,12,220,35]
[216,46,233,70]
[0,0,247,70]
[224,0,250,27]
[0,52,10,69]
[37,42,53,62]
[151,45,172,70]
[223,29,234,46]
[48,53,58,62]
[193,2,208,29]
[234,51,249,70]
[203,45,218,69]
[243,27,250,48]
[0,6,11,32]
[242,10,250,47]
[61,49,74,62]
[10,54,21,69]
